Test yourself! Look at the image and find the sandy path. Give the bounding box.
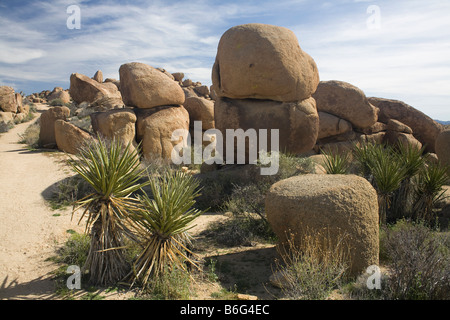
[0,105,83,300]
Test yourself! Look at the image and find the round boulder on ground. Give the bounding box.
[266,174,379,276]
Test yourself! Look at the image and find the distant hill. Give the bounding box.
[435,120,450,125]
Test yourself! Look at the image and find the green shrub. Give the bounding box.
[143,266,192,300]
[412,163,449,223]
[49,99,64,106]
[49,174,93,210]
[203,213,276,247]
[55,232,90,267]
[380,220,450,299]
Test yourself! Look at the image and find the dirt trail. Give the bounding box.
[0,104,83,299]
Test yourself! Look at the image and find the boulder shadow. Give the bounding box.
[207,246,282,299]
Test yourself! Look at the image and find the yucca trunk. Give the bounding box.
[83,204,130,286]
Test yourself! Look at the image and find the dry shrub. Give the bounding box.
[274,229,350,300]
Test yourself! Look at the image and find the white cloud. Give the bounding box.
[288,0,450,119]
[0,0,449,119]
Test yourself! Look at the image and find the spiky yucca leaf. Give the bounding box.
[391,142,426,219]
[321,148,351,174]
[131,170,204,288]
[413,163,448,222]
[68,137,148,286]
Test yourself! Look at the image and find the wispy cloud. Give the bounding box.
[0,0,449,119]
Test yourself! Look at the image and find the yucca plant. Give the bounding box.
[369,145,407,224]
[321,148,351,174]
[391,142,426,219]
[130,170,204,289]
[68,137,148,286]
[352,141,377,183]
[412,163,448,223]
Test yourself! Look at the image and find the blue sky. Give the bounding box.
[1,0,449,120]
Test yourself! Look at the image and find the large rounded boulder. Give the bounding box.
[119,62,185,109]
[211,23,319,102]
[266,174,379,276]
[38,106,71,148]
[69,73,122,104]
[313,80,379,130]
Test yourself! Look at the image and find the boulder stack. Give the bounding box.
[119,62,189,161]
[369,97,443,153]
[0,86,30,131]
[38,106,71,148]
[212,23,320,161]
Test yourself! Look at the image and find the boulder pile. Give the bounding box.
[0,86,32,132]
[212,23,320,161]
[313,81,443,155]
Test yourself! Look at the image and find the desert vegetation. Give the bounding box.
[41,134,449,300]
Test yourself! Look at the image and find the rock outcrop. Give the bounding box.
[0,86,18,113]
[266,174,379,276]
